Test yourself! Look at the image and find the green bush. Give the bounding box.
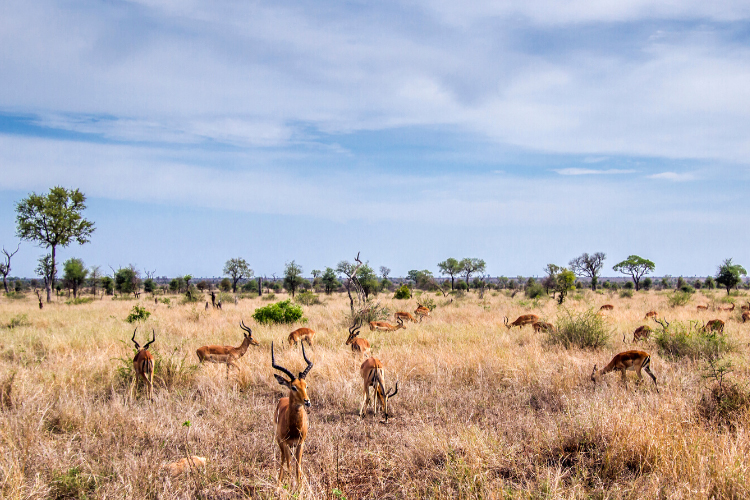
[418,296,436,311]
[680,285,696,294]
[51,466,97,500]
[295,290,321,306]
[654,322,730,360]
[619,289,634,299]
[125,305,151,323]
[262,293,277,301]
[65,297,94,305]
[5,314,30,329]
[668,291,692,308]
[393,285,411,300]
[4,291,26,300]
[525,282,546,299]
[252,299,305,324]
[547,308,611,349]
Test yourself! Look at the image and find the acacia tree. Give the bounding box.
[321,267,338,294]
[15,187,95,302]
[223,258,253,293]
[716,258,747,294]
[62,258,88,298]
[460,258,486,291]
[0,243,20,293]
[35,254,54,292]
[283,260,304,297]
[613,255,655,291]
[438,258,462,290]
[569,252,606,291]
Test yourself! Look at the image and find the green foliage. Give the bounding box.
[525,282,546,299]
[283,260,305,297]
[114,267,139,295]
[65,297,94,305]
[241,280,258,293]
[51,466,97,500]
[143,278,156,294]
[460,258,486,290]
[613,255,655,291]
[680,284,696,294]
[62,257,88,298]
[642,277,653,290]
[716,258,747,294]
[569,252,606,291]
[295,290,321,306]
[4,291,26,300]
[224,257,253,293]
[159,297,171,306]
[252,299,305,324]
[5,314,30,329]
[357,264,380,298]
[262,293,277,301]
[125,305,151,323]
[548,308,611,349]
[668,291,693,307]
[438,258,463,290]
[654,321,730,360]
[321,267,339,294]
[418,296,437,311]
[455,281,468,291]
[393,284,412,299]
[100,276,114,295]
[218,278,231,292]
[619,289,634,298]
[623,281,634,290]
[704,276,716,290]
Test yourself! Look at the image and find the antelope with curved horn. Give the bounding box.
[394,311,418,323]
[644,311,658,320]
[720,303,736,312]
[532,321,555,333]
[702,319,725,334]
[414,303,430,322]
[131,328,156,401]
[591,350,658,392]
[742,311,750,323]
[369,318,406,332]
[271,342,313,489]
[359,357,399,422]
[624,325,653,343]
[345,318,370,356]
[196,321,259,378]
[504,314,539,330]
[288,327,315,347]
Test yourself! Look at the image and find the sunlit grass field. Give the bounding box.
[1,288,749,499]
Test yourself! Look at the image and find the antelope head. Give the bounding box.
[503,316,510,329]
[346,318,363,346]
[240,320,260,346]
[590,364,599,384]
[131,327,156,352]
[373,372,399,423]
[271,342,313,407]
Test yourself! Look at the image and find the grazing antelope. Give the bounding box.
[697,304,708,311]
[359,357,399,422]
[414,304,430,321]
[644,311,658,320]
[394,311,417,323]
[741,302,750,312]
[742,311,750,323]
[196,321,259,378]
[369,318,406,332]
[624,325,653,343]
[599,304,614,311]
[532,321,555,333]
[345,318,370,356]
[271,342,313,489]
[288,327,315,347]
[591,350,658,392]
[131,328,156,401]
[720,303,735,312]
[504,314,540,330]
[702,319,725,334]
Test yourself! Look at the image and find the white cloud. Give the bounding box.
[647,171,697,181]
[554,168,636,175]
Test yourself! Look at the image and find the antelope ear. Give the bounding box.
[274,374,292,388]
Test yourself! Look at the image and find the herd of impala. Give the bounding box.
[128,297,746,489]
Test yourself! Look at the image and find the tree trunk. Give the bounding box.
[450,276,455,290]
[47,245,55,302]
[258,277,262,297]
[2,276,7,293]
[232,279,237,294]
[591,275,598,291]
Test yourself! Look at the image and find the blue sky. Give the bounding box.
[1,0,749,278]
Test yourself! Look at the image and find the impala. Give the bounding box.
[702,319,725,334]
[345,318,370,356]
[414,304,430,321]
[624,325,653,343]
[697,305,708,311]
[504,314,539,330]
[532,321,555,333]
[599,304,614,311]
[369,318,406,332]
[288,327,315,347]
[196,321,259,378]
[644,311,658,320]
[591,350,658,392]
[743,311,750,323]
[741,302,750,312]
[271,342,313,489]
[132,328,156,401]
[359,357,399,422]
[720,303,735,312]
[394,311,418,323]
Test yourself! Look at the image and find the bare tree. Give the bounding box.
[337,252,365,316]
[379,266,391,280]
[569,252,606,291]
[0,243,20,293]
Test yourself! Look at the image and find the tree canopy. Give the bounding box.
[716,258,747,294]
[569,252,606,291]
[437,258,462,290]
[62,258,88,298]
[460,258,486,290]
[224,257,253,293]
[283,260,304,297]
[613,255,655,291]
[15,187,95,302]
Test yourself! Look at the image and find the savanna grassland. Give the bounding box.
[1,288,750,499]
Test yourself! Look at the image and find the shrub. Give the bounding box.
[262,293,277,301]
[5,314,30,329]
[4,291,26,300]
[393,285,411,300]
[159,297,171,306]
[525,282,546,299]
[252,299,305,324]
[548,308,611,349]
[65,297,94,305]
[418,296,436,311]
[623,281,634,290]
[125,305,151,323]
[619,290,634,299]
[295,290,321,306]
[698,383,750,430]
[51,466,97,500]
[680,284,696,294]
[653,321,730,360]
[668,291,692,307]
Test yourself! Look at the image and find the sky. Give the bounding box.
[1,0,750,279]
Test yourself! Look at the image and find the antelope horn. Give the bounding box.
[271,342,295,381]
[240,320,252,337]
[143,329,156,350]
[131,328,141,349]
[387,381,399,399]
[299,342,314,379]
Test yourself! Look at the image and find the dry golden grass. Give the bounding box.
[1,288,749,499]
